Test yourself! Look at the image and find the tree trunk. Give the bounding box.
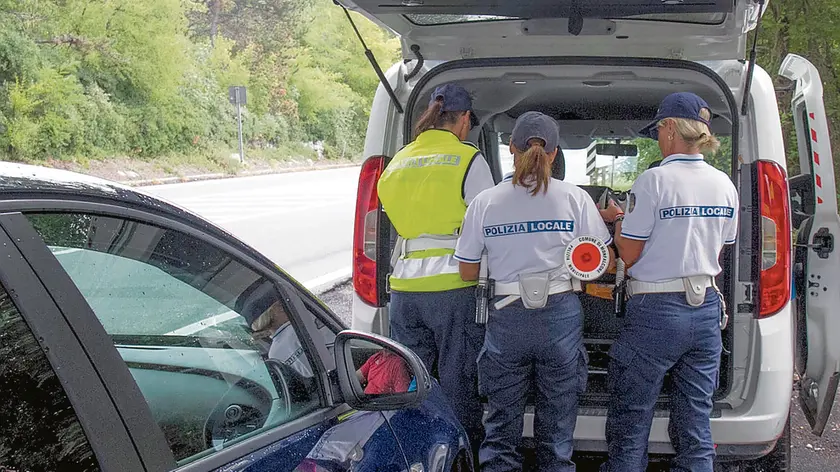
[209,0,221,47]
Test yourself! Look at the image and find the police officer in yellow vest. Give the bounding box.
[377,83,495,459]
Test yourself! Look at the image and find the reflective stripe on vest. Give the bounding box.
[378,130,479,292]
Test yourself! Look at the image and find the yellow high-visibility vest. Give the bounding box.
[377,129,480,292]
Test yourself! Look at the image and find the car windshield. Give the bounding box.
[496,133,733,191]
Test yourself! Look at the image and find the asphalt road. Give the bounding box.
[320,281,840,471]
[142,167,360,292]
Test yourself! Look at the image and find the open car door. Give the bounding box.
[336,0,766,61]
[780,53,840,436]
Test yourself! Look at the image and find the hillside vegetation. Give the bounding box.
[0,0,398,172]
[0,1,837,189]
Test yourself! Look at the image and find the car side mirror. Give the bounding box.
[334,330,431,411]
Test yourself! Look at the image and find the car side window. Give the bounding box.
[0,280,100,471]
[26,212,327,465]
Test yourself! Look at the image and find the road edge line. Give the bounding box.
[304,268,353,295]
[120,163,361,187]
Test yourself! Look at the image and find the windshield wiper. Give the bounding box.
[335,1,404,114]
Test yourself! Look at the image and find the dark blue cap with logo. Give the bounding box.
[511,111,560,153]
[430,83,479,128]
[638,92,712,140]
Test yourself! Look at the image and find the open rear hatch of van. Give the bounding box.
[343,0,769,415]
[395,58,742,412]
[337,0,764,61]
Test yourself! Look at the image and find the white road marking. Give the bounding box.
[212,202,346,224]
[52,248,82,256]
[165,268,353,336]
[165,311,240,336]
[302,268,353,293]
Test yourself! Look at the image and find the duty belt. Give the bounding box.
[626,276,714,296]
[625,275,728,330]
[493,278,578,310]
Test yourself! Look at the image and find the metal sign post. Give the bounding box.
[228,86,247,164]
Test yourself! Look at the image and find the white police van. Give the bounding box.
[340,1,840,469]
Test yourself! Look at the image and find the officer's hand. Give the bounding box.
[599,199,624,223]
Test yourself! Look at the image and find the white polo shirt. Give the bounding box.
[455,175,612,284]
[269,322,314,378]
[463,152,495,203]
[621,154,739,283]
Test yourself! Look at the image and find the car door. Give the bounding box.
[779,53,840,436]
[0,203,409,472]
[0,218,144,471]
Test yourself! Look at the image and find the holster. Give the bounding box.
[613,280,628,318]
[518,272,551,310]
[475,278,494,324]
[475,253,492,324]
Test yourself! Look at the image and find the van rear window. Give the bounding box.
[404,12,726,26]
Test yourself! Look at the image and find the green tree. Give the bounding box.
[756,0,840,199]
[290,0,398,155]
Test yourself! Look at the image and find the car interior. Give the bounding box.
[24,212,327,463]
[400,61,739,411]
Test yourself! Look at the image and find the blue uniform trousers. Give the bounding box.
[389,287,486,459]
[478,292,588,472]
[600,289,722,472]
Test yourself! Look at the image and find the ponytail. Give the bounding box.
[662,108,720,154]
[512,138,552,196]
[414,98,464,139]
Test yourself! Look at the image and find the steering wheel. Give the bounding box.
[203,360,292,450]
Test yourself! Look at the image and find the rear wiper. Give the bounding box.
[335,1,404,114]
[741,0,766,116]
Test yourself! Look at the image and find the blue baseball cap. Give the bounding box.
[236,280,281,326]
[511,111,560,153]
[430,83,479,128]
[638,92,712,140]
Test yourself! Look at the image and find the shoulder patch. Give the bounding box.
[628,192,636,213]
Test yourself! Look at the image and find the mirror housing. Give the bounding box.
[595,143,638,157]
[334,330,431,411]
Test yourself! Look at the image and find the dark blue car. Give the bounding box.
[0,163,472,472]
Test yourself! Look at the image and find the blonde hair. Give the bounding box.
[251,308,273,331]
[659,107,720,153]
[250,300,285,331]
[512,138,552,196]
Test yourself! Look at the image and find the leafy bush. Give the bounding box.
[0,0,397,163]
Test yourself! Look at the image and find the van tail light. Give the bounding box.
[353,156,385,307]
[757,160,791,318]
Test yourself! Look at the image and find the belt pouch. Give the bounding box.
[683,276,708,307]
[518,272,551,309]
